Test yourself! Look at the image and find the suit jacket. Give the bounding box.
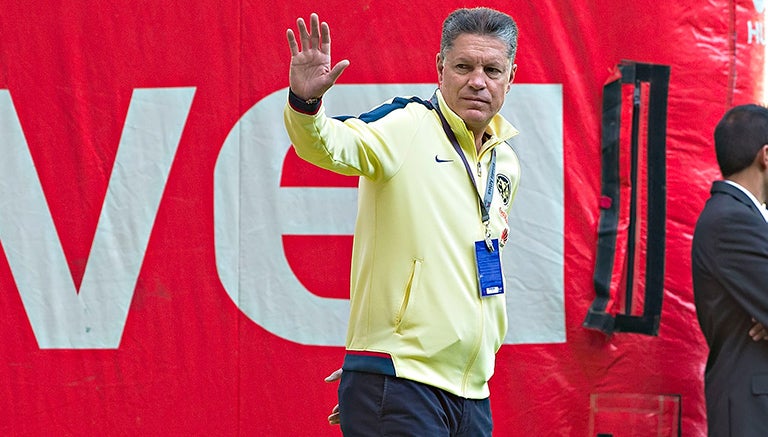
[693,180,768,437]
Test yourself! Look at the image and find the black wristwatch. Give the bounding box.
[288,89,322,113]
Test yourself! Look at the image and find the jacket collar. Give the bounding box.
[712,180,764,216]
[433,90,519,147]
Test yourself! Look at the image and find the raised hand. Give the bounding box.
[286,13,350,101]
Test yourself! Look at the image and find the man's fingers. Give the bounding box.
[749,320,768,341]
[309,13,321,50]
[293,14,328,54]
[320,21,331,52]
[297,17,310,49]
[327,404,340,425]
[287,29,299,56]
[328,60,350,83]
[325,368,343,382]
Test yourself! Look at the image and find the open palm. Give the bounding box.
[287,13,349,101]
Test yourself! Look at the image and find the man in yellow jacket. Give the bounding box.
[284,7,521,436]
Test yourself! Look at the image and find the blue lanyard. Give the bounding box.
[482,150,497,215]
[431,95,497,250]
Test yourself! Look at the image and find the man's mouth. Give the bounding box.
[462,96,490,104]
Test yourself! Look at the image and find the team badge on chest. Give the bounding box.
[496,174,511,206]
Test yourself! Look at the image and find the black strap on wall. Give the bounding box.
[582,72,622,334]
[583,61,670,335]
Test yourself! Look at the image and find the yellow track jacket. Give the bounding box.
[284,89,520,399]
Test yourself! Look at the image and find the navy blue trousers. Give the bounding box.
[338,370,493,437]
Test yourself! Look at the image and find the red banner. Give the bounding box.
[0,1,764,435]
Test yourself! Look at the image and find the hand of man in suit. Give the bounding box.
[749,318,768,341]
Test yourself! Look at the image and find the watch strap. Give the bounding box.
[288,89,322,115]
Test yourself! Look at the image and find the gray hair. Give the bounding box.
[440,7,519,62]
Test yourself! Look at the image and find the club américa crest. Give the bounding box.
[496,173,511,206]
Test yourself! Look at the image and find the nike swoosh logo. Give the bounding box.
[435,155,453,163]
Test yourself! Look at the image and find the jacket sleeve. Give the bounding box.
[710,209,768,326]
[283,99,412,182]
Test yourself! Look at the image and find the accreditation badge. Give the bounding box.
[474,239,504,298]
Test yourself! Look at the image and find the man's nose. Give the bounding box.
[467,69,487,89]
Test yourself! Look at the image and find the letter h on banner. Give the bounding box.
[583,61,670,336]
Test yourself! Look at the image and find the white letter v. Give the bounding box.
[0,88,194,349]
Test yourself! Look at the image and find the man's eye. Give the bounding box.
[486,68,502,77]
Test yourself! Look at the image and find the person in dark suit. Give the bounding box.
[693,103,768,436]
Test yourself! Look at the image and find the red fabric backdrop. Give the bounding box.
[0,1,764,435]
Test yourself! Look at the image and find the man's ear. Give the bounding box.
[436,53,444,84]
[760,145,768,170]
[506,63,517,94]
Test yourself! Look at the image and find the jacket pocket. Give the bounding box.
[752,374,768,395]
[394,258,423,334]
